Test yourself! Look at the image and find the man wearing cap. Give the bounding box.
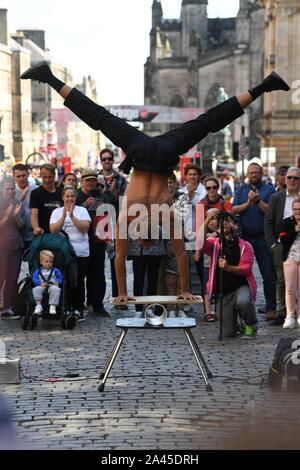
[232,162,277,321]
[20,61,290,302]
[76,170,111,316]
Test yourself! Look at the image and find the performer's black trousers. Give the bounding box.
[64,89,244,174]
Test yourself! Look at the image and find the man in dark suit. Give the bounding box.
[264,167,300,325]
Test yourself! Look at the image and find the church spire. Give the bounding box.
[152,0,163,28]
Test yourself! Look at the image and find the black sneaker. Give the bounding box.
[74,310,86,322]
[263,71,290,92]
[94,306,110,317]
[258,305,266,314]
[270,315,285,326]
[1,309,20,319]
[20,61,52,82]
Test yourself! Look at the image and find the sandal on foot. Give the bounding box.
[204,312,216,322]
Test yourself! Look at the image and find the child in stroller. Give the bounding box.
[21,233,77,330]
[32,250,62,316]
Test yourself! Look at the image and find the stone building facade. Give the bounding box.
[0,8,101,168]
[0,9,34,163]
[144,0,265,170]
[51,75,103,169]
[260,0,300,168]
[14,29,71,126]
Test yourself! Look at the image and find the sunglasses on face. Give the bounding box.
[101,157,113,162]
[287,176,300,180]
[206,186,218,190]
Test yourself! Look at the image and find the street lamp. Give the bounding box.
[25,151,47,168]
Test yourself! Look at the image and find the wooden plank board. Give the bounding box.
[111,295,202,305]
[116,317,197,329]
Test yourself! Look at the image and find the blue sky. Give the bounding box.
[1,0,240,104]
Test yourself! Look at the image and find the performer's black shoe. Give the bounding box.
[263,71,290,92]
[21,61,52,83]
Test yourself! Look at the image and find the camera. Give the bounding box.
[218,211,239,223]
[90,189,101,198]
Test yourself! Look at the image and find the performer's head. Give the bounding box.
[167,172,178,194]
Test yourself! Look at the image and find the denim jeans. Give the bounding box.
[217,285,257,338]
[243,236,276,311]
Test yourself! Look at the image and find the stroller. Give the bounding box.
[20,233,78,330]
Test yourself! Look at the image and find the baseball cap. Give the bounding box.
[81,170,98,181]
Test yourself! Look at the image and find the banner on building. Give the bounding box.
[104,105,204,123]
[52,105,204,126]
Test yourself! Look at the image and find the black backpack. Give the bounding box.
[13,275,32,317]
[268,337,300,392]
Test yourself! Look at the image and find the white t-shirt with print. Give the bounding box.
[50,206,91,257]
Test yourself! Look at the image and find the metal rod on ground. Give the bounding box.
[218,212,225,341]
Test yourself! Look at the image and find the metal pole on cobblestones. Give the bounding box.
[218,212,225,341]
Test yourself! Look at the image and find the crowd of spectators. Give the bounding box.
[1,154,299,337]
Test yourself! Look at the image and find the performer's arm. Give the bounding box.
[170,228,199,301]
[114,223,135,303]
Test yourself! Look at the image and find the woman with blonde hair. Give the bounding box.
[279,196,300,329]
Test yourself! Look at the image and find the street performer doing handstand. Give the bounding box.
[21,62,290,303]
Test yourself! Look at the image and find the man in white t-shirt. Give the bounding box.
[50,186,91,319]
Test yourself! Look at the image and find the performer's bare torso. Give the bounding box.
[115,169,194,301]
[124,169,173,211]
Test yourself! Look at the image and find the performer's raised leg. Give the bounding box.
[21,62,290,175]
[20,62,145,159]
[159,73,290,156]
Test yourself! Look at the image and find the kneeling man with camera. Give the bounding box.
[197,209,258,338]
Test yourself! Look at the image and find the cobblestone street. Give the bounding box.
[1,260,300,450]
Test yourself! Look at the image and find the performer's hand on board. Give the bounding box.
[177,292,200,301]
[114,294,136,303]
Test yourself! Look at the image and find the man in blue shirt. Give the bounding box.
[232,162,276,320]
